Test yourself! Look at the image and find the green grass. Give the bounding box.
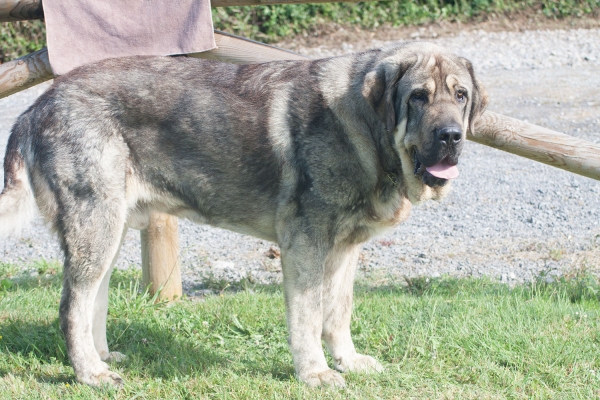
[1,263,599,399]
[2,0,600,62]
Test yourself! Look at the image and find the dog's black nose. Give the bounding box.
[436,127,462,146]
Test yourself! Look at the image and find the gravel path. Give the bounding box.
[1,28,599,292]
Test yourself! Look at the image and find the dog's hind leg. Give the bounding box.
[93,228,127,364]
[322,244,384,374]
[58,199,128,387]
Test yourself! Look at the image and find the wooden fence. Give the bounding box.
[1,0,598,300]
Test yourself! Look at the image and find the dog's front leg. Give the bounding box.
[280,233,346,388]
[322,244,384,374]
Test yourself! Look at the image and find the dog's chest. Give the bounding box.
[369,191,412,230]
[343,191,412,245]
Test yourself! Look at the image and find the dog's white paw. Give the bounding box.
[102,351,127,363]
[301,368,346,388]
[78,369,124,387]
[334,353,384,374]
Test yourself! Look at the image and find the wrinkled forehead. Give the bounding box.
[401,52,473,92]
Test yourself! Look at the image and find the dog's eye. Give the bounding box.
[410,91,428,102]
[456,89,467,102]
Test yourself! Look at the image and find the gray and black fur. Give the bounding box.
[0,42,487,387]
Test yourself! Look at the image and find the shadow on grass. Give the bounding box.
[109,321,230,377]
[0,319,67,362]
[0,311,294,384]
[1,266,294,384]
[0,367,76,386]
[0,317,75,384]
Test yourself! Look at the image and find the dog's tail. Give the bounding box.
[0,122,36,238]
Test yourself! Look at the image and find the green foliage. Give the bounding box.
[1,0,600,61]
[211,0,600,42]
[0,279,13,291]
[32,259,61,277]
[0,262,19,280]
[0,20,45,63]
[529,269,600,303]
[0,259,62,292]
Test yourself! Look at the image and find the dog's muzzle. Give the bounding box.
[413,150,450,188]
[412,125,463,188]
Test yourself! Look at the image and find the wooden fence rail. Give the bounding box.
[0,48,51,98]
[0,31,306,99]
[472,112,600,181]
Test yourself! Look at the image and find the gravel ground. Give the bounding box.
[1,28,599,293]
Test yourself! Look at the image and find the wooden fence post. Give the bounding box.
[140,213,182,301]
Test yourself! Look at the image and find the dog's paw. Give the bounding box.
[95,371,124,387]
[78,370,124,387]
[103,352,127,363]
[333,353,384,374]
[301,368,346,388]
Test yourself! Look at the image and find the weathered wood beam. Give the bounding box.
[191,30,307,63]
[0,0,43,22]
[0,31,307,101]
[471,111,600,181]
[0,48,52,99]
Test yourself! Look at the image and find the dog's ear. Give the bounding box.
[462,58,489,135]
[362,67,390,131]
[362,60,412,134]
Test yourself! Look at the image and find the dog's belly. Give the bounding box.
[126,200,278,244]
[127,206,277,242]
[127,204,277,242]
[163,208,278,242]
[212,219,278,243]
[125,166,278,241]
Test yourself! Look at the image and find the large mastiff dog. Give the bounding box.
[0,42,486,387]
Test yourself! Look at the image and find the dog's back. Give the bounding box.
[0,53,370,242]
[0,56,302,239]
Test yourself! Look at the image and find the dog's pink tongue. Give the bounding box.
[426,160,460,179]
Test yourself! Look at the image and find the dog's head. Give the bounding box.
[362,42,488,202]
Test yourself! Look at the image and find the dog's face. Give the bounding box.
[363,42,488,202]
